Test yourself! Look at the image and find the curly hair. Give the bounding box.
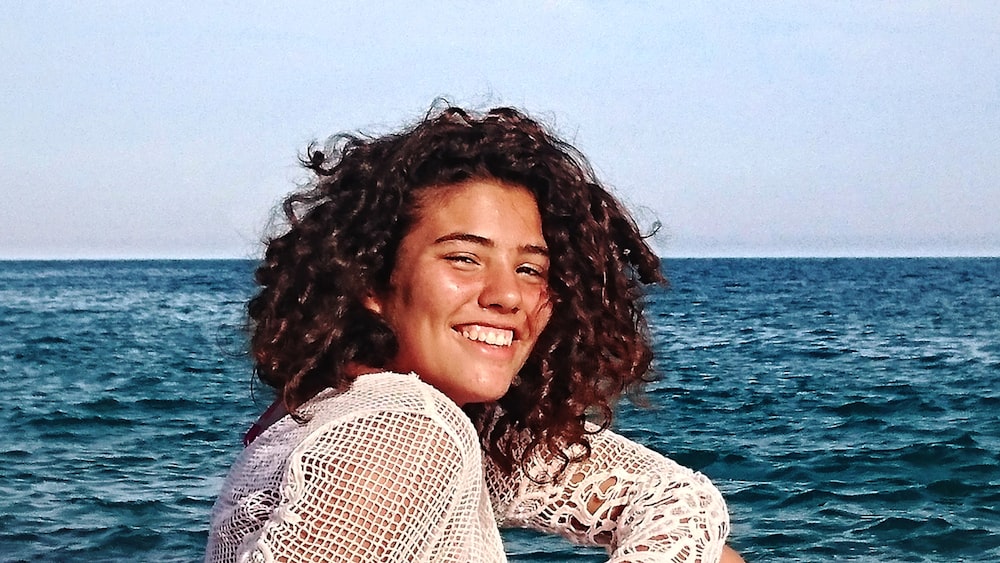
[248,105,665,475]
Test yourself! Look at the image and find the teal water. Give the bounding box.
[1,258,998,561]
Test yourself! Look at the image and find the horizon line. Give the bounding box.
[2,254,999,262]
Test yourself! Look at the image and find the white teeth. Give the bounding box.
[460,325,514,347]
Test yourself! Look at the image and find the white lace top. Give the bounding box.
[206,372,729,562]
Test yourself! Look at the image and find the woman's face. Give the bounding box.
[366,179,553,406]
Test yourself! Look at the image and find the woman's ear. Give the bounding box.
[363,292,383,316]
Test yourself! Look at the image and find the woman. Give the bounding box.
[206,106,743,562]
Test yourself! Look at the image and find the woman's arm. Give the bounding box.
[490,426,732,562]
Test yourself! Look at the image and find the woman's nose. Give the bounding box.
[478,267,521,313]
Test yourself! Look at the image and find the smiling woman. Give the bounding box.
[205,105,742,562]
[365,180,553,407]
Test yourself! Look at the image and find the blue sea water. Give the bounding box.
[1,258,998,562]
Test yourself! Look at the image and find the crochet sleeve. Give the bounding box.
[248,408,479,562]
[489,427,730,563]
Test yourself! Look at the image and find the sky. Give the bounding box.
[2,1,998,259]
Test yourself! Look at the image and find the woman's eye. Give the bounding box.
[445,255,479,265]
[517,264,547,278]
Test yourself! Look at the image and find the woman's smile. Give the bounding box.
[457,324,515,347]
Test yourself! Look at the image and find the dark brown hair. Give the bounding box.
[248,105,665,474]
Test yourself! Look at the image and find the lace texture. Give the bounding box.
[206,372,729,562]
[488,425,730,562]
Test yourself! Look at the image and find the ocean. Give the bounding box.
[1,258,998,562]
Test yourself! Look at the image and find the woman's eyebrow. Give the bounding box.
[521,243,550,258]
[434,233,549,257]
[435,232,492,246]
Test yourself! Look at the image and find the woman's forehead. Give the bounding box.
[405,180,544,244]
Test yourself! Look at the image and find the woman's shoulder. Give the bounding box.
[301,371,479,452]
[210,374,492,562]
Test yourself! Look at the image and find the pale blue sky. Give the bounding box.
[2,1,998,258]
